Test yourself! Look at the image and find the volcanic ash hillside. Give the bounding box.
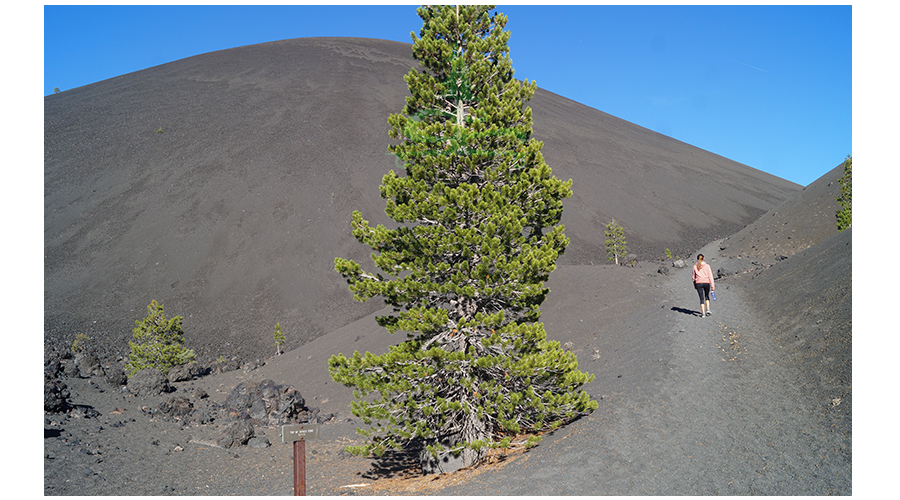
[44,37,800,362]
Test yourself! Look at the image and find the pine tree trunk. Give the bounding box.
[459,405,488,466]
[420,403,488,473]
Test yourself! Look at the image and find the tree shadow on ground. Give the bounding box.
[358,434,531,481]
[357,400,584,481]
[361,439,425,480]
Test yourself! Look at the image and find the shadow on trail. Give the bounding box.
[670,306,700,317]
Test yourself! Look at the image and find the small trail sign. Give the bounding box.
[282,424,320,495]
[282,424,320,443]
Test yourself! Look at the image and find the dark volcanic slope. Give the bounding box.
[531,87,799,264]
[719,160,844,260]
[44,37,800,361]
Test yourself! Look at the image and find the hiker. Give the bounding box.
[692,253,715,317]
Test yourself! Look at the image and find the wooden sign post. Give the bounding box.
[282,424,320,496]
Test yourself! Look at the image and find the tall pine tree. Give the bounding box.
[330,5,597,472]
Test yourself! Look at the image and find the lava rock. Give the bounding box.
[75,353,104,379]
[126,368,172,396]
[157,396,194,421]
[223,379,309,426]
[44,371,71,413]
[217,420,254,449]
[103,363,128,387]
[247,436,271,449]
[716,261,741,279]
[166,362,200,383]
[63,359,80,378]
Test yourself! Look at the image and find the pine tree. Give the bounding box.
[126,300,195,376]
[604,219,628,265]
[836,155,852,232]
[330,5,597,471]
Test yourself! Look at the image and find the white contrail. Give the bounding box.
[727,57,769,73]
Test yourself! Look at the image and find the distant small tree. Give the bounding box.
[664,248,681,261]
[126,300,195,375]
[604,219,628,265]
[273,322,286,355]
[836,155,852,232]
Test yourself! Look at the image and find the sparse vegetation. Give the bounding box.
[836,155,851,231]
[71,333,90,353]
[126,300,195,376]
[605,219,628,265]
[273,322,286,355]
[664,248,681,261]
[330,5,596,471]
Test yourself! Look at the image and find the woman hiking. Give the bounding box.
[692,253,715,318]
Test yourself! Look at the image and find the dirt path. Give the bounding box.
[433,239,850,495]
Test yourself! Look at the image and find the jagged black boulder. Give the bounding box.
[217,420,255,449]
[223,379,309,426]
[157,396,194,421]
[75,352,103,379]
[44,371,71,413]
[127,368,172,396]
[103,363,128,387]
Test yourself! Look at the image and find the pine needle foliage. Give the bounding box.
[126,300,195,376]
[330,5,597,470]
[836,155,852,232]
[604,219,628,265]
[273,322,286,355]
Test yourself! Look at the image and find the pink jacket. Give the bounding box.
[692,262,715,289]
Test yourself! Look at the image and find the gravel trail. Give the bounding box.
[434,239,850,496]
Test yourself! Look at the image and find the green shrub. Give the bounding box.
[126,300,195,376]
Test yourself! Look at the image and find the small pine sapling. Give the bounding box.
[604,219,628,265]
[273,322,286,355]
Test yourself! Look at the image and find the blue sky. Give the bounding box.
[42,3,851,187]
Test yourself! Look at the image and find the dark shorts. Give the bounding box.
[695,282,711,303]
